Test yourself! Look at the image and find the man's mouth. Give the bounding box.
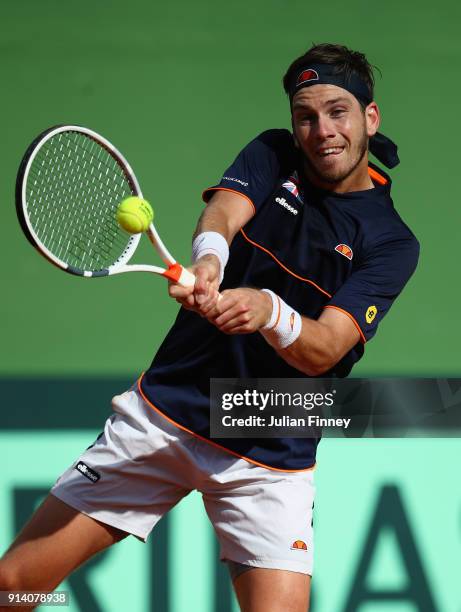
[318,146,345,157]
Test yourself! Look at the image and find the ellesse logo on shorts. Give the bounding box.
[75,461,100,483]
[290,539,308,551]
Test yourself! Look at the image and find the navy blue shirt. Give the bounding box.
[140,129,419,471]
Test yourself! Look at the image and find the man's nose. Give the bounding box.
[315,115,336,139]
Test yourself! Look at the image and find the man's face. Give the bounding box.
[291,84,379,191]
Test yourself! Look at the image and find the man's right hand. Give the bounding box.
[168,254,221,315]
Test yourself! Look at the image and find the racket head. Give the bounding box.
[16,125,142,277]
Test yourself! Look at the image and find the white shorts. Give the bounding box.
[51,386,315,575]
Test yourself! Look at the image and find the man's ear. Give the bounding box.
[366,102,380,138]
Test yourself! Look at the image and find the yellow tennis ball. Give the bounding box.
[116,196,154,234]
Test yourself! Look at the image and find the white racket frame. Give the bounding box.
[18,125,195,286]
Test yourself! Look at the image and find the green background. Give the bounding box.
[1,0,460,610]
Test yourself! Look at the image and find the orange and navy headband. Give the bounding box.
[287,63,399,169]
[287,63,372,106]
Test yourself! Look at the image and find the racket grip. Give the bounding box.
[177,267,196,287]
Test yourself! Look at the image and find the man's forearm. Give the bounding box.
[206,288,360,366]
[194,203,233,243]
[259,295,361,376]
[170,190,255,312]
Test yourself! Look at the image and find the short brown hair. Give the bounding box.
[282,43,376,107]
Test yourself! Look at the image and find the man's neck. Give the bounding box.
[303,159,375,194]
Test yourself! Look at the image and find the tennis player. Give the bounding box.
[0,43,419,612]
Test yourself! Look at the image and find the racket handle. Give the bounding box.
[163,263,196,287]
[163,263,223,302]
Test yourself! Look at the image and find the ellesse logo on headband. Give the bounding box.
[296,69,319,87]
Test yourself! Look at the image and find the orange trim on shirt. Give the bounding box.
[368,166,388,186]
[137,375,316,474]
[323,305,367,344]
[201,187,256,215]
[240,229,332,298]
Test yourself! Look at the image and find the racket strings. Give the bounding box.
[26,131,135,271]
[37,135,128,265]
[29,143,125,268]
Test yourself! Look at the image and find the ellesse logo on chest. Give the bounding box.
[275,196,298,215]
[335,244,353,260]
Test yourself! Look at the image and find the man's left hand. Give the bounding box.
[206,288,272,334]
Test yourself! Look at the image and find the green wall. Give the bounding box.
[1,1,460,610]
[2,0,460,376]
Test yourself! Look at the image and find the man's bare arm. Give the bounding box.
[168,190,254,309]
[208,288,361,376]
[276,308,360,376]
[192,189,254,242]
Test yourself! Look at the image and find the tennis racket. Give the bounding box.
[15,125,195,286]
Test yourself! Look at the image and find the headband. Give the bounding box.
[287,63,399,169]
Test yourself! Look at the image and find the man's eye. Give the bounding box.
[331,109,346,118]
[298,115,315,124]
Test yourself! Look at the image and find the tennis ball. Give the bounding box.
[116,196,154,234]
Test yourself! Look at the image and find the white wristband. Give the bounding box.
[192,231,229,283]
[260,289,302,350]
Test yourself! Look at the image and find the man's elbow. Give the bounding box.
[285,352,334,377]
[299,348,344,377]
[279,323,359,376]
[302,360,334,377]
